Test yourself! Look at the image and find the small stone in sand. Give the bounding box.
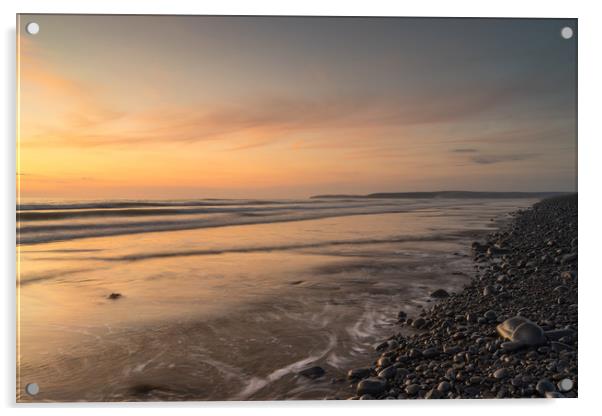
[430,289,450,299]
[107,293,122,300]
[298,366,325,379]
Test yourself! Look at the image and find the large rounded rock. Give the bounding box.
[497,316,546,348]
[356,378,386,397]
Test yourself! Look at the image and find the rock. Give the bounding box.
[487,246,509,257]
[430,289,450,299]
[463,386,481,397]
[422,347,440,358]
[405,384,420,395]
[347,368,371,380]
[397,310,407,320]
[425,388,442,399]
[497,317,546,347]
[493,368,509,379]
[536,379,556,396]
[560,271,576,282]
[408,348,422,358]
[375,341,389,351]
[437,381,450,393]
[484,310,497,321]
[443,345,462,355]
[550,341,574,352]
[298,366,325,379]
[359,394,374,400]
[472,242,488,253]
[376,356,391,368]
[561,252,577,264]
[557,378,574,392]
[412,318,426,329]
[545,391,565,398]
[483,285,496,296]
[544,328,576,341]
[356,378,387,397]
[107,293,122,300]
[377,366,397,379]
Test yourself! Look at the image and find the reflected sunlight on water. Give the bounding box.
[17,198,536,401]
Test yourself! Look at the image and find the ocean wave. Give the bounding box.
[17,204,418,245]
[17,198,333,212]
[16,201,390,221]
[54,233,464,263]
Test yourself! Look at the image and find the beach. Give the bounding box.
[346,195,578,399]
[17,197,553,401]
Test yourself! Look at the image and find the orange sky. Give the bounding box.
[17,15,577,200]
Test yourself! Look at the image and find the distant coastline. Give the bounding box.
[310,191,570,199]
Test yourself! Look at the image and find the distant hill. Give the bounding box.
[310,191,571,199]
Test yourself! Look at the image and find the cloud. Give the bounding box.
[451,148,478,153]
[20,50,557,151]
[470,153,539,165]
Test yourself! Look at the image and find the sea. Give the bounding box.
[16,197,536,401]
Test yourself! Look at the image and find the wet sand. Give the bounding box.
[17,198,536,401]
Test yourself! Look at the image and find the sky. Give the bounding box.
[17,15,577,199]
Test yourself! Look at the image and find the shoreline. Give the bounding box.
[345,195,578,399]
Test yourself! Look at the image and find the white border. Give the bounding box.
[2,1,600,415]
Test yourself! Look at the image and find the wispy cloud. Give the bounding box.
[470,153,539,165]
[21,52,556,151]
[451,148,478,153]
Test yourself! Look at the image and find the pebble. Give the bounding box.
[536,379,556,396]
[107,293,122,300]
[412,318,426,329]
[425,388,442,399]
[298,366,325,379]
[437,381,450,393]
[347,368,371,380]
[422,347,439,358]
[483,285,496,296]
[484,310,497,321]
[493,368,509,379]
[378,366,397,379]
[377,356,391,368]
[557,378,574,392]
[405,384,420,395]
[356,378,387,397]
[430,289,450,299]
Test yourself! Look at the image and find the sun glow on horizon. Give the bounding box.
[17,15,577,200]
